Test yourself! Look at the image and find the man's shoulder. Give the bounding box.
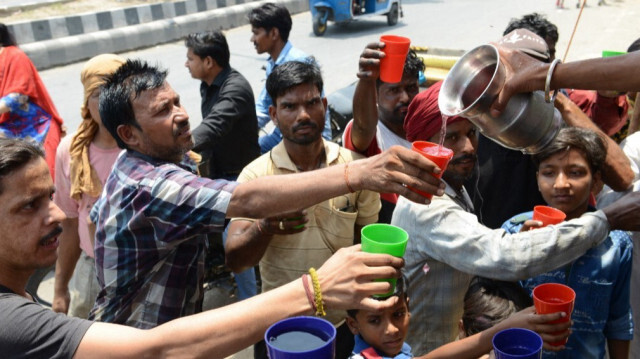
[56,133,73,157]
[237,151,275,181]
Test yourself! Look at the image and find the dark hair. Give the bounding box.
[504,13,559,45]
[266,60,323,106]
[0,23,17,47]
[628,38,640,53]
[377,49,425,87]
[461,277,532,337]
[248,3,292,42]
[99,59,168,149]
[0,138,45,194]
[532,127,606,174]
[184,30,230,68]
[347,276,408,318]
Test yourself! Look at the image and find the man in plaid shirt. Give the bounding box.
[86,59,447,328]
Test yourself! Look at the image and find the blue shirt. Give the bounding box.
[256,41,331,153]
[349,334,413,359]
[502,211,634,359]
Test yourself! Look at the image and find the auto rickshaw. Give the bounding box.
[309,0,402,36]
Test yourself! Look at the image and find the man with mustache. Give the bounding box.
[248,2,331,153]
[226,60,381,358]
[0,136,411,358]
[89,59,443,330]
[391,82,640,356]
[343,42,425,223]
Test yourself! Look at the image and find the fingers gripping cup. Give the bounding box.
[533,283,576,346]
[379,35,411,83]
[265,316,336,359]
[409,141,454,200]
[492,328,543,359]
[533,206,566,226]
[361,224,409,297]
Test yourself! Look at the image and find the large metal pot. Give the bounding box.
[438,44,561,154]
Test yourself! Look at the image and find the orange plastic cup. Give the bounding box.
[533,206,566,226]
[409,141,453,200]
[533,283,576,346]
[379,35,411,83]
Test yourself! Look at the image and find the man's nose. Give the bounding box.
[554,173,570,188]
[48,201,67,225]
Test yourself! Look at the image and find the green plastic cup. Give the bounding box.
[361,224,409,297]
[602,50,626,58]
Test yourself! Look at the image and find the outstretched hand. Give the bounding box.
[357,42,385,80]
[488,45,549,118]
[316,245,404,312]
[504,306,572,351]
[257,210,308,235]
[350,145,446,204]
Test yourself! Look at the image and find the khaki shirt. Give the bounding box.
[232,139,380,324]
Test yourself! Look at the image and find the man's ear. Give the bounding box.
[591,170,604,195]
[346,316,360,335]
[116,124,140,149]
[457,319,466,339]
[269,27,280,41]
[269,105,278,126]
[205,56,217,70]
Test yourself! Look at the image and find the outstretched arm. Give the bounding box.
[74,246,404,359]
[227,146,445,219]
[490,48,640,118]
[350,42,385,152]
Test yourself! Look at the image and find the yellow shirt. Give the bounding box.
[232,139,380,324]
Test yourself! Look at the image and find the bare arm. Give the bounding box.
[74,246,404,359]
[419,307,570,359]
[52,218,81,314]
[607,339,630,359]
[351,42,385,152]
[555,93,633,190]
[226,146,445,219]
[225,211,307,273]
[490,48,640,118]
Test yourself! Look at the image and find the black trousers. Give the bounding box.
[254,321,354,359]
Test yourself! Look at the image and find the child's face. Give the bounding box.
[346,298,410,357]
[536,148,598,220]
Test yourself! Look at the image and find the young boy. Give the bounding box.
[346,277,571,358]
[346,279,413,359]
[502,127,633,359]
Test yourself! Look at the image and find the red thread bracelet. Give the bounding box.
[301,274,317,312]
[344,163,355,193]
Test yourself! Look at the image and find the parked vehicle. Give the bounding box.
[309,0,402,36]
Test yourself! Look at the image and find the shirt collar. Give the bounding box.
[269,138,340,172]
[201,66,232,92]
[269,41,294,67]
[442,179,474,212]
[352,334,413,359]
[126,149,197,173]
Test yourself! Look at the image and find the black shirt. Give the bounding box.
[466,135,545,229]
[192,67,260,178]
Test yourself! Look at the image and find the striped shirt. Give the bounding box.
[89,150,236,328]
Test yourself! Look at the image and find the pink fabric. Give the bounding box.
[567,89,629,136]
[54,135,121,257]
[404,81,465,142]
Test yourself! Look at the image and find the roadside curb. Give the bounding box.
[13,0,309,70]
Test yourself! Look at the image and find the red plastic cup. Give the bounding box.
[409,141,453,200]
[379,35,411,83]
[533,283,576,346]
[533,205,566,226]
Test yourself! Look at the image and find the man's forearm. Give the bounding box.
[351,79,379,151]
[225,220,272,273]
[555,93,634,190]
[552,53,640,92]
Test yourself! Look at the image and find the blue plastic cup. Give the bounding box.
[265,316,336,359]
[492,328,543,359]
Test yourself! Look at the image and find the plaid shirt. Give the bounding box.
[88,150,236,328]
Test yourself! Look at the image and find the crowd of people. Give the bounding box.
[1,4,640,359]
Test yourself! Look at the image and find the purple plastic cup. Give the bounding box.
[265,316,336,359]
[492,328,543,359]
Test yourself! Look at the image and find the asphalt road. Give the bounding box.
[39,0,640,134]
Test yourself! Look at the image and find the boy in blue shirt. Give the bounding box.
[502,127,633,359]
